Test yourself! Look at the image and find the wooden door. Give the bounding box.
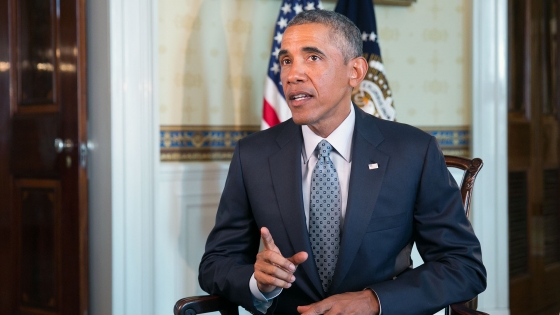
[0,1,88,315]
[508,0,560,314]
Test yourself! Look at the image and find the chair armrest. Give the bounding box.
[174,295,239,315]
[450,301,489,315]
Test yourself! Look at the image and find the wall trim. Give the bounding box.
[160,125,471,161]
[472,0,509,313]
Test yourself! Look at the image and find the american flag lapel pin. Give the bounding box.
[368,163,379,170]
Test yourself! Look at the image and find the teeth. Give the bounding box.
[293,94,308,100]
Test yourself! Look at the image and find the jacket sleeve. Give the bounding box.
[368,136,487,315]
[198,142,271,314]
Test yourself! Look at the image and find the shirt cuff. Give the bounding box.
[249,273,283,302]
[365,288,382,315]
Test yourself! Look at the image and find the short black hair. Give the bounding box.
[287,10,363,63]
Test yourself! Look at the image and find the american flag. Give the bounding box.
[261,0,323,130]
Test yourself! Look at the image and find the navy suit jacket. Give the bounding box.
[199,106,486,315]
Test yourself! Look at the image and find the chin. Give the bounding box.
[290,114,312,126]
[289,108,314,125]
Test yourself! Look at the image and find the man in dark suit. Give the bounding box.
[199,10,486,315]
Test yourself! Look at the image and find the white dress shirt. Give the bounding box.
[301,105,354,228]
[250,105,355,312]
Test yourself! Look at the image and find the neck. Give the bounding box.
[308,105,352,138]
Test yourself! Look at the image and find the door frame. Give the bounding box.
[87,0,159,314]
[472,0,509,314]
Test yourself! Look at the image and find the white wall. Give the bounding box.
[156,162,230,314]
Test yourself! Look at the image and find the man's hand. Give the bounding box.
[254,227,308,293]
[297,290,380,315]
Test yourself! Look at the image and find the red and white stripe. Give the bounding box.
[261,76,292,130]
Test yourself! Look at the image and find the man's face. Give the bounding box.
[279,23,356,134]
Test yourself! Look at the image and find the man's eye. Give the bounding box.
[310,55,320,61]
[280,59,290,65]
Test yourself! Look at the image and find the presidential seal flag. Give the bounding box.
[335,0,396,121]
[261,0,323,130]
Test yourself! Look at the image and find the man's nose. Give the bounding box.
[284,62,307,84]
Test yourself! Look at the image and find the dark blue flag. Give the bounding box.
[335,0,396,120]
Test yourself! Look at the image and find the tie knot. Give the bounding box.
[316,140,333,160]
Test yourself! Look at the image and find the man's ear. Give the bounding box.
[348,56,368,88]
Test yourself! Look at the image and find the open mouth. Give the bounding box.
[290,93,312,101]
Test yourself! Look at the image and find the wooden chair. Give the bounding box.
[174,156,486,315]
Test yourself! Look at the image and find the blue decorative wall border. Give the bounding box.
[160,125,470,161]
[421,126,470,157]
[160,125,260,161]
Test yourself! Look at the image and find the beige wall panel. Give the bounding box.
[159,0,472,128]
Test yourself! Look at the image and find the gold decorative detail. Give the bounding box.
[227,18,252,34]
[429,1,441,19]
[182,104,196,115]
[431,106,442,121]
[423,80,448,94]
[175,72,202,88]
[422,28,449,43]
[430,50,441,72]
[174,14,201,31]
[378,27,400,41]
[228,75,253,90]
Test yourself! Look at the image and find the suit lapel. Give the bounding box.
[268,121,325,298]
[329,107,389,294]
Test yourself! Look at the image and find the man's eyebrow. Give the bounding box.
[302,46,325,56]
[278,49,288,58]
[278,47,326,59]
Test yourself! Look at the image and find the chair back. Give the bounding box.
[444,155,483,218]
[444,155,486,315]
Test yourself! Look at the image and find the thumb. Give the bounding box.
[297,305,312,314]
[288,251,308,266]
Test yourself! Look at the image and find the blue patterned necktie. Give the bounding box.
[309,140,342,292]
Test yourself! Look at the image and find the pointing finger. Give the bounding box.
[261,227,279,252]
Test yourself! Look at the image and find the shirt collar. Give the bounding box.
[302,104,355,163]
